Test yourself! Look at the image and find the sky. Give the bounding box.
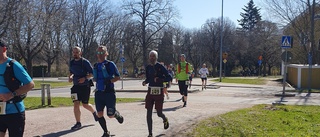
[173,0,255,29]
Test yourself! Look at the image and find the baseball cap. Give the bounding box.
[180,54,186,58]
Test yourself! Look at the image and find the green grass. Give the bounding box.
[188,104,320,137]
[212,78,266,85]
[24,97,143,110]
[33,80,73,89]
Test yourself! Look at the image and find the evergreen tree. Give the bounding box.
[238,0,262,31]
[158,31,174,65]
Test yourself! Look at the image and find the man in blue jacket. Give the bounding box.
[142,50,172,137]
[93,45,124,137]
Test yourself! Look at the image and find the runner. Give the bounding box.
[93,45,124,137]
[175,54,192,107]
[142,50,172,137]
[199,63,209,90]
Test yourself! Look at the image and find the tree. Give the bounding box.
[8,0,50,76]
[123,0,177,66]
[238,0,262,32]
[158,30,173,64]
[40,0,67,76]
[68,0,108,61]
[261,0,320,64]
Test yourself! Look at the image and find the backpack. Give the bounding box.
[178,62,189,74]
[0,59,27,103]
[93,60,112,85]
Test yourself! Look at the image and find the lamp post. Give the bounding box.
[219,0,224,82]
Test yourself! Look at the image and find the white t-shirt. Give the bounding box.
[198,68,209,78]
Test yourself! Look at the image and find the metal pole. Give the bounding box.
[307,42,312,95]
[219,0,224,82]
[223,62,226,78]
[121,44,124,89]
[121,60,124,89]
[281,49,288,102]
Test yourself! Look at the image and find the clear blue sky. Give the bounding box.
[174,0,253,29]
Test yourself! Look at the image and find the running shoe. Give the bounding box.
[116,115,124,124]
[183,102,187,107]
[148,133,153,137]
[71,122,81,130]
[102,131,110,137]
[163,117,169,129]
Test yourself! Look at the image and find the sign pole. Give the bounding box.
[280,49,288,102]
[120,44,124,89]
[223,62,226,78]
[273,36,294,105]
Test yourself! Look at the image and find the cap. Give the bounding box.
[180,54,186,58]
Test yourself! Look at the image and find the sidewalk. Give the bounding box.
[24,77,320,137]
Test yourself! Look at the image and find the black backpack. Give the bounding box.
[0,59,27,102]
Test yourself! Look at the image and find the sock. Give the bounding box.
[98,117,108,132]
[147,109,153,135]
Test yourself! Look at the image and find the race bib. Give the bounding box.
[71,93,78,101]
[0,102,6,115]
[185,81,190,85]
[150,87,161,95]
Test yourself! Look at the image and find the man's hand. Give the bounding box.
[142,81,146,86]
[68,75,73,83]
[78,77,86,84]
[0,92,14,102]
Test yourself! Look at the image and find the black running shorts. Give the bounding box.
[71,85,91,104]
[0,112,25,137]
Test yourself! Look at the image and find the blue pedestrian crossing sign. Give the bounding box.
[258,60,262,66]
[281,36,293,48]
[120,57,125,62]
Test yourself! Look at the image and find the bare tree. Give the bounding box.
[8,1,50,76]
[39,0,67,76]
[68,0,109,60]
[123,0,177,66]
[261,0,320,64]
[122,21,143,75]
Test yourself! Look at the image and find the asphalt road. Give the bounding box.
[23,78,320,137]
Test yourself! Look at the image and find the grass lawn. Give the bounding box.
[24,97,144,110]
[33,80,72,89]
[189,104,320,137]
[212,77,267,85]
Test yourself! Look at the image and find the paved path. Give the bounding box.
[24,78,320,137]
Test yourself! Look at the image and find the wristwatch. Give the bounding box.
[12,91,17,96]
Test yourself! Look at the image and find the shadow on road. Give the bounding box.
[38,124,94,137]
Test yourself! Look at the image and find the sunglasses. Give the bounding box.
[96,51,105,55]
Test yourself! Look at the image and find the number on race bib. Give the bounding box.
[71,93,78,101]
[0,102,6,115]
[150,87,161,95]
